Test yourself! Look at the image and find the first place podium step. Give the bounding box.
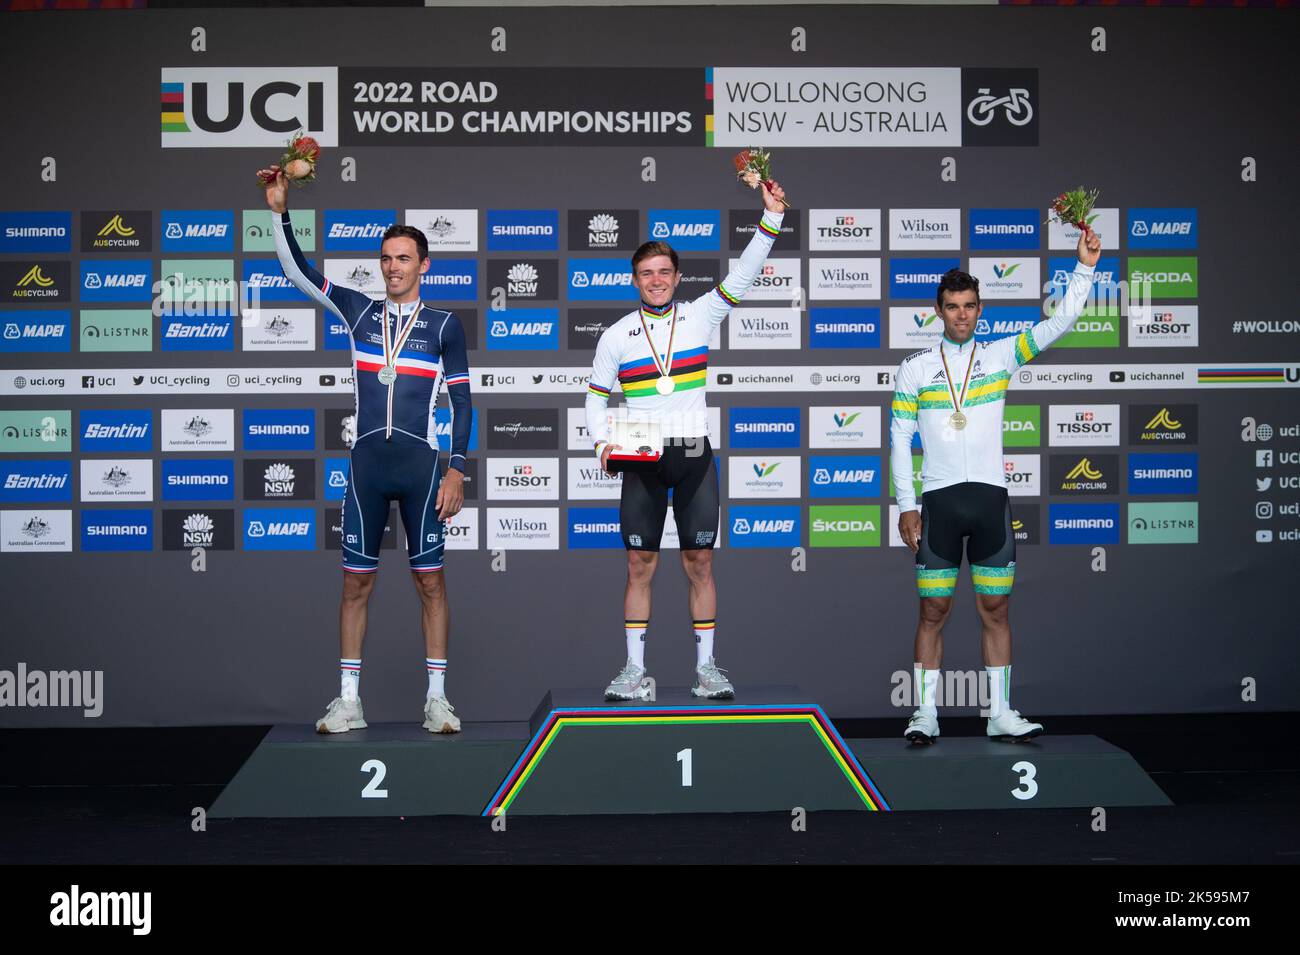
[210,687,1168,817]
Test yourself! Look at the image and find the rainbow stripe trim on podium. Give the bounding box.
[483,703,890,816]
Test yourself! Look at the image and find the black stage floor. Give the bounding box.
[1,713,1296,866]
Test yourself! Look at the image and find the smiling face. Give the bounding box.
[938,288,983,344]
[379,236,429,303]
[632,254,681,309]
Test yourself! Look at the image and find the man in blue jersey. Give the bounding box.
[890,227,1102,744]
[261,170,472,734]
[585,180,787,701]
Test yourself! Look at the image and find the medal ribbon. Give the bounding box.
[637,304,677,384]
[381,300,423,377]
[939,341,977,416]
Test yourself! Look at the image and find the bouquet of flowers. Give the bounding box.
[256,131,321,187]
[1047,186,1100,234]
[733,147,789,207]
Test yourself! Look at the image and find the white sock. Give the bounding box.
[426,658,447,700]
[986,665,1010,719]
[914,664,939,715]
[694,620,715,667]
[625,620,647,668]
[340,659,361,702]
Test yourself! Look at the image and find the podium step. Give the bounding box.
[209,721,527,818]
[848,735,1171,810]
[487,686,887,815]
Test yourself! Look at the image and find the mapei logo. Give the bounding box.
[486,308,559,351]
[0,213,71,253]
[324,210,396,251]
[160,67,339,148]
[80,261,152,303]
[568,259,636,301]
[0,311,70,353]
[974,306,1038,342]
[243,508,316,550]
[162,210,235,252]
[1127,208,1197,249]
[486,210,559,251]
[647,210,721,250]
[728,506,800,548]
[808,455,880,498]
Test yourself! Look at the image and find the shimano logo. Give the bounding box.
[248,425,309,435]
[575,522,619,534]
[492,225,554,236]
[1054,518,1115,529]
[735,423,795,433]
[1134,468,1193,479]
[167,474,229,486]
[974,224,1034,235]
[814,323,873,334]
[86,524,148,536]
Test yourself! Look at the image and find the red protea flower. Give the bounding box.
[292,135,320,162]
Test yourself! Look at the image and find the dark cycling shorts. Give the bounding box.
[915,481,1015,598]
[341,434,446,574]
[620,437,719,552]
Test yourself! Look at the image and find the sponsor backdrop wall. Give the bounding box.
[1,7,1296,725]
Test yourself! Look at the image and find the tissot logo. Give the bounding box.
[0,213,71,253]
[1002,454,1040,497]
[568,209,638,251]
[647,209,721,251]
[808,209,880,252]
[160,67,339,148]
[1048,404,1119,447]
[960,68,1039,146]
[1,262,71,303]
[487,458,558,501]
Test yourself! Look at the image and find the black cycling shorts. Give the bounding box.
[341,434,446,574]
[620,437,719,552]
[915,481,1015,597]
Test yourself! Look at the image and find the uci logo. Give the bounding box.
[162,68,336,148]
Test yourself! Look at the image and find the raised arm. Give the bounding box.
[692,181,787,326]
[1000,228,1102,369]
[260,170,371,329]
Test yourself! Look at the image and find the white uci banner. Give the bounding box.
[710,68,962,148]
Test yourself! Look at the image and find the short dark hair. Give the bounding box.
[936,268,980,311]
[631,241,679,274]
[381,224,429,261]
